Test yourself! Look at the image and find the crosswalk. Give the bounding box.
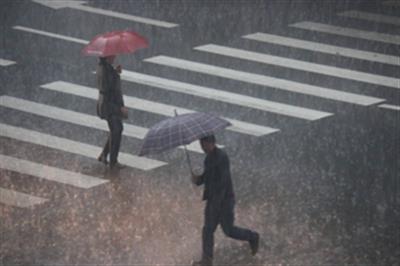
[383,1,400,6]
[242,33,400,66]
[144,55,385,107]
[0,96,204,153]
[13,25,89,44]
[290,21,400,45]
[379,103,400,111]
[32,0,179,28]
[2,3,399,210]
[0,154,108,189]
[119,70,331,125]
[41,80,279,137]
[0,187,48,208]
[194,44,398,89]
[0,59,16,67]
[338,10,400,26]
[0,154,108,208]
[0,123,167,171]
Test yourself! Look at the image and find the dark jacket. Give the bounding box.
[96,59,124,119]
[194,147,235,206]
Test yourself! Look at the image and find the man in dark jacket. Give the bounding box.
[191,135,259,266]
[96,55,128,169]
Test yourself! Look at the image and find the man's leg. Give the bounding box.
[98,123,110,164]
[193,203,219,266]
[220,199,259,255]
[114,118,123,159]
[109,116,123,166]
[101,136,110,157]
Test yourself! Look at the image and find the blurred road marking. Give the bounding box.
[32,0,178,28]
[0,154,108,189]
[290,21,400,45]
[243,32,400,66]
[378,103,400,111]
[338,10,400,26]
[194,44,399,90]
[13,25,89,44]
[40,81,279,136]
[383,1,400,6]
[0,96,204,154]
[144,56,377,109]
[0,187,48,208]
[0,123,167,171]
[121,70,284,129]
[0,59,16,66]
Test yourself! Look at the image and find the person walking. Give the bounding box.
[96,55,128,169]
[191,135,260,266]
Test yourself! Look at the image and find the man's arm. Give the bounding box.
[192,156,211,186]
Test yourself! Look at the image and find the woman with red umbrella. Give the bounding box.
[82,30,148,169]
[96,54,128,169]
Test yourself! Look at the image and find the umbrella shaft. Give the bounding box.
[184,145,193,174]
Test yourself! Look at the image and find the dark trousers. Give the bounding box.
[202,198,257,259]
[101,115,123,165]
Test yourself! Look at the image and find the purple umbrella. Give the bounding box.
[139,112,231,171]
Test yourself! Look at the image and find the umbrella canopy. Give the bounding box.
[139,112,231,156]
[82,30,148,57]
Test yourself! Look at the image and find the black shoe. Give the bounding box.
[249,233,259,256]
[97,154,108,165]
[192,256,212,266]
[109,162,126,170]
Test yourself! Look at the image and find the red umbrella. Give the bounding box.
[82,30,148,57]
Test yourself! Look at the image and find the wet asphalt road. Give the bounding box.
[0,0,399,265]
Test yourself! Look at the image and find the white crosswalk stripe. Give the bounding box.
[243,32,400,66]
[13,25,89,44]
[0,154,108,189]
[66,4,178,28]
[0,187,48,208]
[0,59,16,66]
[338,10,400,26]
[0,96,204,154]
[0,123,167,171]
[41,81,282,136]
[378,103,400,111]
[290,21,400,45]
[32,0,179,28]
[383,1,400,6]
[144,55,382,108]
[77,8,177,28]
[195,44,399,90]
